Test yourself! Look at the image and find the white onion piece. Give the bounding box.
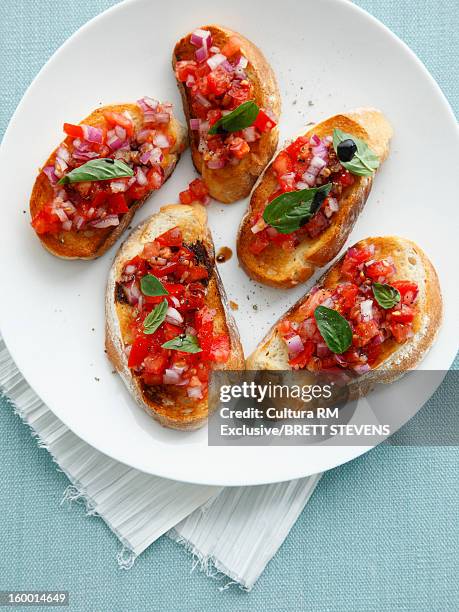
[237,56,248,69]
[73,215,85,230]
[360,300,373,322]
[187,385,203,399]
[153,133,170,148]
[171,296,180,308]
[251,217,267,234]
[125,265,136,275]
[186,74,196,87]
[114,125,127,141]
[242,126,257,142]
[165,307,183,325]
[56,145,70,162]
[110,180,128,193]
[89,215,120,228]
[135,167,148,186]
[163,369,182,385]
[207,53,227,70]
[321,297,334,308]
[54,208,69,223]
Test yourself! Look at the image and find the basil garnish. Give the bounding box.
[58,158,134,184]
[161,335,202,353]
[372,282,400,309]
[208,101,259,135]
[263,184,332,234]
[314,305,352,354]
[332,129,379,177]
[143,299,168,335]
[140,274,168,297]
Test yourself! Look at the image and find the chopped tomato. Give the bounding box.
[289,342,315,368]
[63,123,84,139]
[156,227,182,247]
[207,67,232,95]
[390,322,412,343]
[272,151,293,176]
[353,320,380,347]
[229,137,250,159]
[128,336,151,368]
[304,211,328,238]
[227,80,252,105]
[209,335,230,363]
[103,111,134,137]
[188,266,209,281]
[365,259,395,282]
[142,241,160,259]
[285,136,309,159]
[336,170,355,187]
[146,167,164,190]
[253,109,276,133]
[221,36,241,57]
[335,283,359,311]
[144,352,168,374]
[107,193,129,214]
[278,320,291,334]
[179,189,193,205]
[249,233,269,254]
[391,280,419,305]
[388,304,415,324]
[175,60,197,82]
[189,178,209,201]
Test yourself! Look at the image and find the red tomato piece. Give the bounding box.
[156,227,182,247]
[353,320,380,347]
[207,67,232,96]
[289,341,315,368]
[229,137,250,159]
[390,322,412,343]
[107,193,129,214]
[63,123,84,139]
[31,207,61,235]
[128,336,151,368]
[365,260,395,282]
[253,109,276,133]
[209,335,230,363]
[249,233,269,254]
[175,60,197,82]
[388,304,415,324]
[103,111,134,137]
[272,151,293,176]
[391,280,419,305]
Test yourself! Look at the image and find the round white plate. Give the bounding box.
[0,0,457,486]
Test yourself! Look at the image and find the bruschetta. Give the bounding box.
[30,99,187,259]
[105,204,244,430]
[238,108,393,287]
[173,25,281,203]
[247,236,442,393]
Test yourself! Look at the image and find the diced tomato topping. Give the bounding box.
[391,280,419,305]
[390,323,412,344]
[175,60,197,82]
[365,260,395,282]
[221,36,241,57]
[228,137,250,159]
[179,178,209,205]
[128,336,151,368]
[227,80,252,105]
[31,206,62,235]
[107,193,129,214]
[103,111,134,137]
[289,342,315,368]
[336,170,355,187]
[249,233,269,254]
[353,320,380,347]
[63,123,84,139]
[156,227,182,247]
[272,151,293,176]
[207,67,232,95]
[253,109,276,133]
[388,304,415,324]
[209,335,230,363]
[335,283,359,311]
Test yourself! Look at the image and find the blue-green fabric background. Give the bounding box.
[0,1,458,610]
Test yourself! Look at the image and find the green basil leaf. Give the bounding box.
[263,183,332,234]
[208,101,259,135]
[143,299,168,335]
[314,305,352,354]
[161,335,202,353]
[140,274,168,297]
[372,282,400,309]
[332,128,379,177]
[58,158,134,184]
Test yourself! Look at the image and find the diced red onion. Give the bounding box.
[328,197,339,212]
[310,135,321,146]
[114,125,126,141]
[301,318,317,339]
[89,215,120,228]
[73,215,85,230]
[54,208,69,223]
[195,92,211,108]
[370,331,385,346]
[186,74,196,87]
[190,118,200,131]
[199,120,210,135]
[152,112,171,125]
[153,133,170,148]
[54,157,68,175]
[43,165,58,184]
[195,45,209,63]
[107,130,126,151]
[321,297,335,308]
[163,369,183,385]
[353,363,371,375]
[56,145,70,163]
[310,155,327,170]
[171,296,180,308]
[286,334,304,356]
[137,97,159,112]
[190,29,212,49]
[207,53,227,70]
[221,59,234,73]
[81,125,104,144]
[316,343,330,358]
[72,149,99,161]
[206,158,226,169]
[295,181,310,190]
[165,307,183,325]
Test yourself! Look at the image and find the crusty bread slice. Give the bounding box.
[237,108,393,287]
[173,25,281,203]
[105,204,244,430]
[247,237,442,393]
[30,103,187,260]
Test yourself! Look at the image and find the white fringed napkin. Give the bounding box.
[0,336,320,590]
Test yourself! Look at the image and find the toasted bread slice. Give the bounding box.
[30,103,187,260]
[238,108,393,287]
[173,25,281,203]
[247,236,442,392]
[105,204,244,430]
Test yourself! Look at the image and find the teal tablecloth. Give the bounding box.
[0,1,458,610]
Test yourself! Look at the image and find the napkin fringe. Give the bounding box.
[169,529,247,592]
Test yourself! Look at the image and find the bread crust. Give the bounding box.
[105,204,244,430]
[30,104,187,260]
[173,25,281,203]
[237,108,393,287]
[246,236,442,394]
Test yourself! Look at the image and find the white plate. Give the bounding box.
[0,0,457,486]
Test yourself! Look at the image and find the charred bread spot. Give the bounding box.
[115,282,129,304]
[141,381,163,404]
